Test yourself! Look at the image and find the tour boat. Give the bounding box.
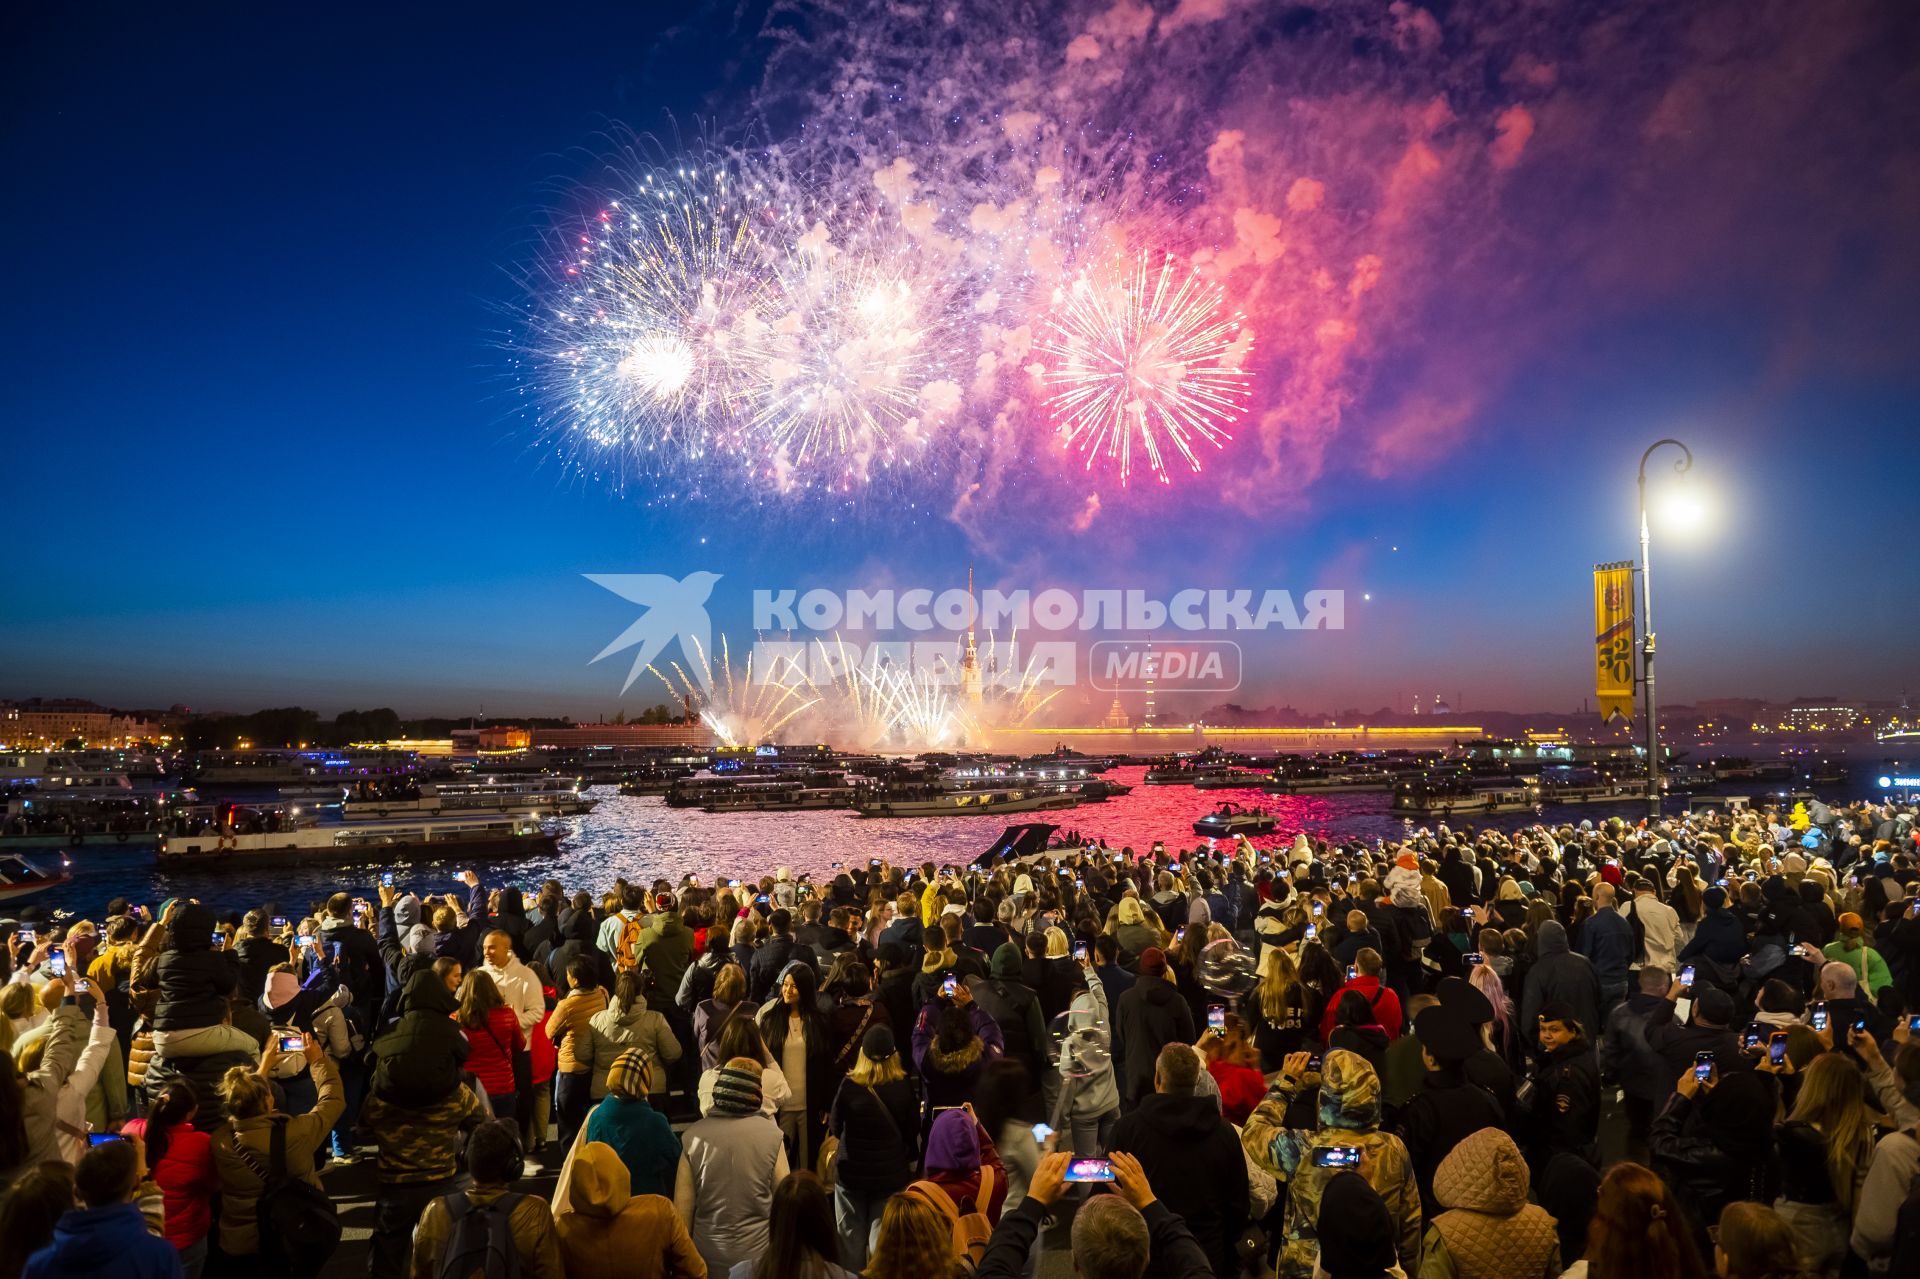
[1391,784,1538,818]
[1536,779,1645,806]
[701,784,856,813]
[340,780,595,819]
[1192,802,1278,837]
[1264,767,1393,794]
[853,788,1082,818]
[157,812,559,868]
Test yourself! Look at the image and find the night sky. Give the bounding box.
[7,1,1918,721]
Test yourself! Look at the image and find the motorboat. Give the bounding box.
[1192,802,1278,837]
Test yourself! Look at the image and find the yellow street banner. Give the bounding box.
[1593,561,1635,723]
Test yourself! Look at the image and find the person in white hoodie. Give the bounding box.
[1620,875,1680,975]
[1054,957,1119,1162]
[481,929,545,1035]
[26,990,117,1164]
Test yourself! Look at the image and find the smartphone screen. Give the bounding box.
[1304,924,1318,941]
[279,1034,305,1052]
[212,931,225,945]
[1207,1005,1226,1032]
[1464,952,1483,967]
[381,871,395,887]
[1346,965,1358,981]
[1741,1028,1761,1050]
[1693,1061,1713,1082]
[1679,965,1696,986]
[1063,1158,1116,1183]
[74,979,91,994]
[1810,1005,1829,1032]
[1312,1146,1361,1168]
[48,952,66,977]
[1909,1014,1920,1032]
[86,1132,123,1147]
[1768,1034,1787,1066]
[941,976,958,998]
[271,916,289,929]
[1073,944,1088,962]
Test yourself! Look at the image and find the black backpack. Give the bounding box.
[232,1117,341,1279]
[436,1191,525,1279]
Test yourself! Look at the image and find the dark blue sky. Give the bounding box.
[6,3,1918,720]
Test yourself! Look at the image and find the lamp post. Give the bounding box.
[1637,438,1693,822]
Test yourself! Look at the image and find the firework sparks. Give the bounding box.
[1038,251,1253,487]
[648,634,820,748]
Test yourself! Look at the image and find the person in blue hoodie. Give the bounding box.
[25,1136,182,1279]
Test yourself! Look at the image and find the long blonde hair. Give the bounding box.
[1258,946,1298,1022]
[1788,1053,1878,1211]
[866,1192,958,1279]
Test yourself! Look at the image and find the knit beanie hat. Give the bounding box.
[709,1060,764,1115]
[1316,1171,1397,1276]
[1137,946,1167,976]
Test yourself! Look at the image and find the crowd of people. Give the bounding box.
[0,793,1918,1279]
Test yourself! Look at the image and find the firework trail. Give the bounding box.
[647,634,820,748]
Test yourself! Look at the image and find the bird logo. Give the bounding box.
[585,571,723,695]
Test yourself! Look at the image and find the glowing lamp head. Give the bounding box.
[1659,485,1708,533]
[618,334,696,400]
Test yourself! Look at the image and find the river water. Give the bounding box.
[19,764,1822,920]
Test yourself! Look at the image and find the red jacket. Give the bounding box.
[462,1005,524,1096]
[123,1118,216,1248]
[1318,974,1404,1042]
[530,986,559,1086]
[1207,1059,1267,1126]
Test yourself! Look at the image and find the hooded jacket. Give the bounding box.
[1107,1090,1250,1279]
[1115,971,1197,1104]
[22,1201,181,1279]
[913,1003,1004,1112]
[1241,1047,1423,1279]
[1516,922,1602,1042]
[153,904,240,1031]
[1055,969,1119,1119]
[967,943,1050,1081]
[585,994,683,1098]
[584,1093,681,1200]
[370,970,469,1105]
[555,1141,707,1279]
[1421,1127,1561,1279]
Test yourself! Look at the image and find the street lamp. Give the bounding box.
[1637,438,1693,821]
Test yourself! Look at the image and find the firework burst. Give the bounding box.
[1038,250,1254,487]
[531,158,777,489]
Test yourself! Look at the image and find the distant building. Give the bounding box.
[530,722,713,748]
[1100,698,1130,729]
[0,698,166,748]
[450,725,532,753]
[1780,702,1862,733]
